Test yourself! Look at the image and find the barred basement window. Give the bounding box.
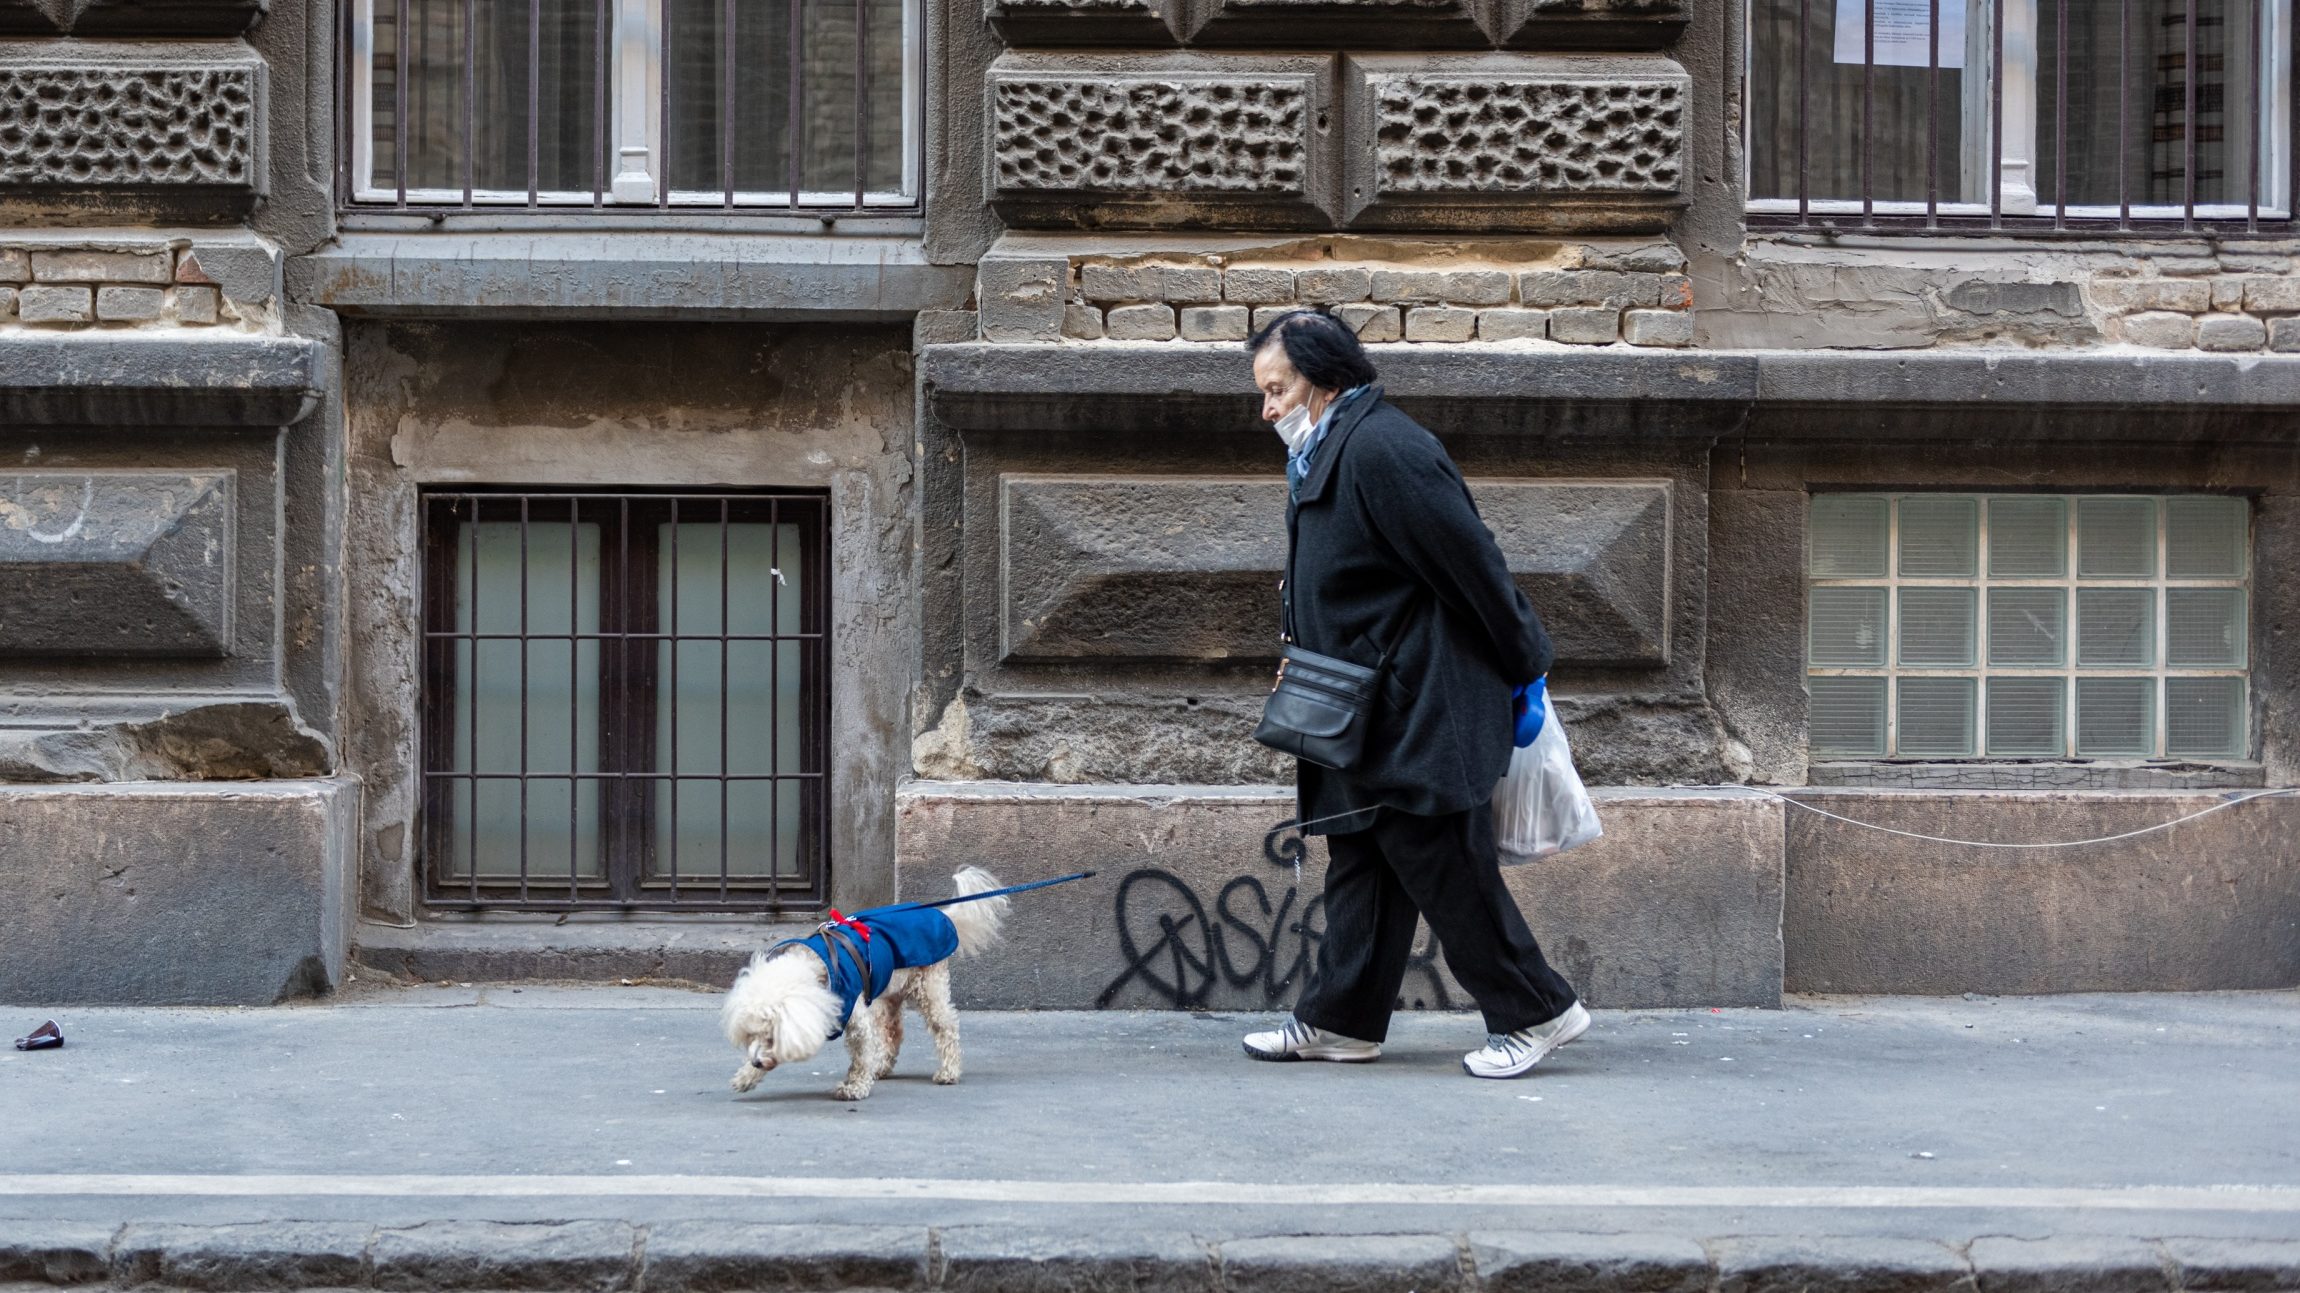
[1807,494,2251,760]
[345,0,920,211]
[420,491,829,911]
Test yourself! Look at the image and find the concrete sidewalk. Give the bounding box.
[3,986,2297,1290]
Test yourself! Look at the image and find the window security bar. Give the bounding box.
[419,490,831,912]
[1747,0,2296,233]
[344,0,920,213]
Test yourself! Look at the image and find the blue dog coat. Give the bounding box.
[785,904,960,1036]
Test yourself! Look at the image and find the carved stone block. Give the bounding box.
[0,44,264,218]
[985,0,1180,47]
[987,53,1337,231]
[1342,54,1687,234]
[1494,0,1687,49]
[0,471,236,657]
[999,474,1669,666]
[1185,0,1492,49]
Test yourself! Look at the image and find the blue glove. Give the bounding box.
[1511,677,1547,748]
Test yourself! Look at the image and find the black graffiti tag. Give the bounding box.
[1095,867,1453,1012]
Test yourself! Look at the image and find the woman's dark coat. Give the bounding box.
[1284,388,1554,834]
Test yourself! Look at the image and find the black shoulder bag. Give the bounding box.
[1251,570,1417,772]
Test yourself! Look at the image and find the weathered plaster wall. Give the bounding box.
[342,322,917,923]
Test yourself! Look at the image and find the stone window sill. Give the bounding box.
[289,229,968,322]
[1807,760,2265,791]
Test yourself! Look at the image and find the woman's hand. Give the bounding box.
[1511,677,1548,748]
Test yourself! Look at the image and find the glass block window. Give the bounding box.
[1807,494,2251,760]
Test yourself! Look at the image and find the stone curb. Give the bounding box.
[1,1223,2289,1292]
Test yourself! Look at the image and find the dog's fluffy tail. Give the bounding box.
[944,866,1009,957]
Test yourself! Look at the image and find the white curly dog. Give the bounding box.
[721,867,1009,1101]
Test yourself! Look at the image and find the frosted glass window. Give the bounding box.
[2166,496,2248,578]
[1810,495,1891,577]
[1897,587,1976,666]
[1808,492,2248,762]
[2078,497,2158,577]
[2166,588,2247,667]
[1897,677,1976,756]
[1898,496,1979,576]
[2167,678,2247,757]
[423,492,829,909]
[1988,587,2066,667]
[1988,497,2067,577]
[1987,678,2066,757]
[2077,678,2156,756]
[2077,589,2154,667]
[654,521,808,881]
[446,520,603,882]
[1811,676,1888,757]
[1811,588,1889,666]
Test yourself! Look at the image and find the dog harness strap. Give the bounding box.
[819,923,875,1007]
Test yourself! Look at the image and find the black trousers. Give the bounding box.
[1293,805,1578,1042]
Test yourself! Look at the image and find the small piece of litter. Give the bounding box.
[615,1159,632,1166]
[1517,1095,1543,1102]
[1673,1040,1689,1046]
[13,1020,62,1051]
[2095,1106,2107,1111]
[1719,1056,1734,1062]
[653,1090,667,1095]
[1913,1151,1935,1160]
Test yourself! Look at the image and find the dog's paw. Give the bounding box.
[730,1065,766,1093]
[830,1082,871,1102]
[932,1067,961,1086]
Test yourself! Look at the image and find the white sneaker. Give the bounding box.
[1242,1016,1381,1063]
[1462,1001,1590,1079]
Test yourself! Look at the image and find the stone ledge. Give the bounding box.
[351,917,811,988]
[0,331,322,425]
[289,233,971,321]
[922,342,2300,420]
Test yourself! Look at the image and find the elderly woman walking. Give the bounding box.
[1240,309,1590,1080]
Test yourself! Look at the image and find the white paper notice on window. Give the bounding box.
[1833,0,1965,68]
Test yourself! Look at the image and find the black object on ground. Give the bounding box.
[13,1020,61,1050]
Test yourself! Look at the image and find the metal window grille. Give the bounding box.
[1807,493,2252,761]
[420,490,831,911]
[342,0,921,213]
[1747,0,2296,233]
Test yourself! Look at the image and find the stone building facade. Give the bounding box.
[2,0,2295,1006]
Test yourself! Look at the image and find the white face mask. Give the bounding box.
[1273,403,1317,455]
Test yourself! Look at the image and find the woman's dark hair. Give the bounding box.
[1246,309,1379,392]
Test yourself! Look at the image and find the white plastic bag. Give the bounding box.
[1492,712,1602,865]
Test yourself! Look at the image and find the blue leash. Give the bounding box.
[894,870,1096,911]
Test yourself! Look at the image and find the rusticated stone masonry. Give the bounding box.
[0,63,256,189]
[987,53,1683,232]
[1370,78,1679,195]
[992,77,1310,196]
